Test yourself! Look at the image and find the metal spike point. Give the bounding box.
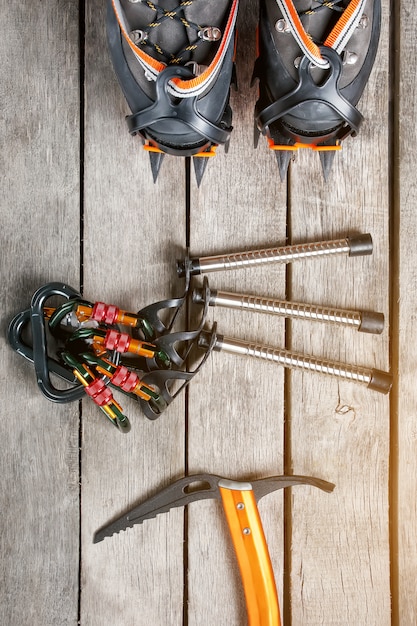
[253,120,261,149]
[93,504,172,544]
[193,156,210,187]
[93,500,181,543]
[148,151,165,183]
[319,150,336,181]
[93,521,136,544]
[275,150,293,182]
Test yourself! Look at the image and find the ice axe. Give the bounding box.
[94,473,335,625]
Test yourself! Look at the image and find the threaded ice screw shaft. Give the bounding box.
[192,288,384,334]
[177,234,372,277]
[198,333,392,393]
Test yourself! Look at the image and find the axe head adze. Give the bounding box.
[93,473,335,544]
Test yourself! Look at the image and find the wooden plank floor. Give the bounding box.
[1,1,415,624]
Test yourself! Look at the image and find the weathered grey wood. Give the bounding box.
[188,1,287,623]
[396,2,417,623]
[0,2,81,625]
[3,0,417,624]
[80,1,187,624]
[287,1,391,623]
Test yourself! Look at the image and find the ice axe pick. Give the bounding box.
[94,473,335,625]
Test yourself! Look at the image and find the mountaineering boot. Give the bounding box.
[253,0,381,180]
[107,0,238,185]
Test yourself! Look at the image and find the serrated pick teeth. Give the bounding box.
[93,508,168,543]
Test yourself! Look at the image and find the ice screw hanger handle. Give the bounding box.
[176,233,372,277]
[93,473,334,626]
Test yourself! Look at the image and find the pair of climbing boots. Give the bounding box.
[107,0,381,182]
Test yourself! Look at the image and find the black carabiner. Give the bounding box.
[30,282,86,403]
[7,308,80,387]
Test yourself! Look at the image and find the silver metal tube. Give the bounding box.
[192,289,384,334]
[177,234,372,277]
[199,334,392,393]
[199,238,350,273]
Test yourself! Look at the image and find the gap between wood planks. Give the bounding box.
[78,2,86,624]
[388,0,401,624]
[184,157,191,626]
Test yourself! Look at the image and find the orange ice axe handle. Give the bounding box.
[219,479,280,626]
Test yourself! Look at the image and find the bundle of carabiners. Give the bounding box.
[8,233,393,434]
[50,299,170,432]
[7,280,212,432]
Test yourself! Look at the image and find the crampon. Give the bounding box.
[253,0,381,180]
[107,0,238,185]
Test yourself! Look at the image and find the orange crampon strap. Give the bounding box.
[111,0,239,98]
[275,0,368,68]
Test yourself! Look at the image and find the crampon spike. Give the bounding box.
[148,151,165,183]
[275,150,293,182]
[193,157,210,187]
[319,150,336,181]
[254,121,261,149]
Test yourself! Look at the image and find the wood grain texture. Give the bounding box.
[2,0,417,624]
[187,1,287,623]
[396,2,417,624]
[287,1,391,623]
[79,1,187,624]
[0,1,81,625]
